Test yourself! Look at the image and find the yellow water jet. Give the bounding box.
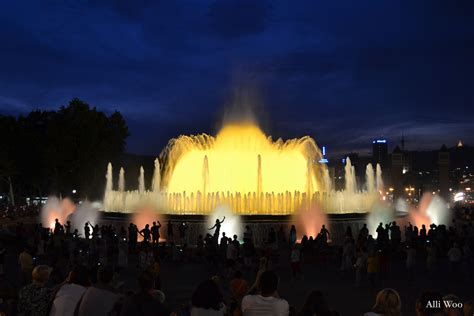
[162,123,325,197]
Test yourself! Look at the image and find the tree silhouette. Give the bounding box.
[0,98,129,203]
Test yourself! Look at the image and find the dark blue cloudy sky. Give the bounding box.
[0,0,473,157]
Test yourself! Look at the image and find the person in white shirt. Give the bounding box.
[77,266,120,316]
[241,270,289,316]
[50,265,91,316]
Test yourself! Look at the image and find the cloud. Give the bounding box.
[0,0,472,154]
[208,0,268,39]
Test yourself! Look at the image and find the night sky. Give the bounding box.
[1,1,473,157]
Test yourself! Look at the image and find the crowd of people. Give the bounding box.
[0,204,38,220]
[0,210,473,315]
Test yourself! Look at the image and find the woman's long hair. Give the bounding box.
[372,288,401,316]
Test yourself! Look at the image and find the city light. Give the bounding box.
[454,192,465,202]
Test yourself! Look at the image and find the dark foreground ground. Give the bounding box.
[2,244,472,315]
[160,254,472,315]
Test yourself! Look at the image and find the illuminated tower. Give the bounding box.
[372,139,388,168]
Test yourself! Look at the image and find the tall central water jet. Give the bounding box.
[163,124,325,196]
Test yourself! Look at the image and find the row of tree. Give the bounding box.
[0,98,129,204]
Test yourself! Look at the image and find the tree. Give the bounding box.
[0,98,129,203]
[0,115,18,205]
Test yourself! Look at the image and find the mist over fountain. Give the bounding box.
[103,123,384,215]
[41,197,100,232]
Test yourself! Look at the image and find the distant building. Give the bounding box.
[318,146,329,164]
[372,139,388,168]
[341,153,359,166]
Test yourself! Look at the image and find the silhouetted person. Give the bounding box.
[447,242,462,279]
[50,265,91,316]
[289,225,297,247]
[390,221,401,248]
[64,221,71,236]
[140,224,151,246]
[419,224,427,243]
[290,244,302,279]
[277,225,286,245]
[77,265,120,316]
[167,220,174,242]
[406,244,416,282]
[345,226,353,239]
[54,219,63,235]
[18,247,33,286]
[178,221,188,242]
[376,223,385,244]
[191,279,226,315]
[229,271,248,316]
[119,270,170,316]
[244,225,253,243]
[359,224,369,240]
[17,265,53,316]
[242,270,289,315]
[151,221,161,244]
[84,223,91,240]
[320,225,330,244]
[220,232,228,248]
[128,224,138,252]
[298,290,339,316]
[209,217,225,242]
[268,228,276,244]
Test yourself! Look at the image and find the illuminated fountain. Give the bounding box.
[41,197,100,231]
[103,123,382,215]
[395,193,451,228]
